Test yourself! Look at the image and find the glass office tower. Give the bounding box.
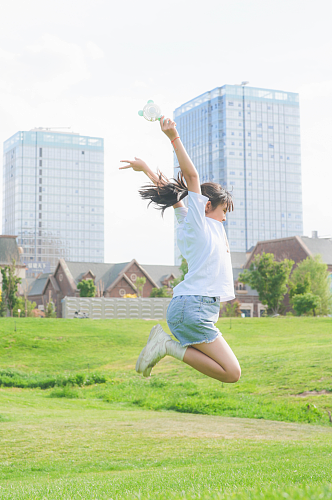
[2,129,104,276]
[173,85,303,263]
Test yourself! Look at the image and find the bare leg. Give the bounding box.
[183,335,241,383]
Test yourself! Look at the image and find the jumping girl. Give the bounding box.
[120,116,241,384]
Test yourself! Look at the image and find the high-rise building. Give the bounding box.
[173,85,303,264]
[2,129,104,276]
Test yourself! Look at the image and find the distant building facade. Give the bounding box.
[2,129,104,277]
[27,258,181,318]
[173,84,303,264]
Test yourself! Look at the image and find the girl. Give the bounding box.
[120,116,241,384]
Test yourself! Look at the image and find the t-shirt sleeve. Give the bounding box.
[185,191,209,232]
[174,207,188,224]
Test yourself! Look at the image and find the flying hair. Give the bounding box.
[139,171,234,216]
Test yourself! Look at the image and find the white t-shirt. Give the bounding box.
[173,191,235,302]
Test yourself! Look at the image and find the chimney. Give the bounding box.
[312,231,318,239]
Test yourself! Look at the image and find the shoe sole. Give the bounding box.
[135,324,159,374]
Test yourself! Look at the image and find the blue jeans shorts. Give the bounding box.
[166,295,222,347]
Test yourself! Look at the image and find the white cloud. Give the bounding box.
[86,41,104,60]
[0,35,90,101]
[298,80,332,100]
[0,47,16,61]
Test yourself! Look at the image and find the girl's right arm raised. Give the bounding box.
[160,116,201,195]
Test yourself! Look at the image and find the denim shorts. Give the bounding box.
[166,295,222,347]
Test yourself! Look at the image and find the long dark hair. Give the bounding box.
[139,171,234,216]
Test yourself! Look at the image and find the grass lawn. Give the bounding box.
[0,317,332,499]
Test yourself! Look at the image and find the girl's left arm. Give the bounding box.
[119,157,184,208]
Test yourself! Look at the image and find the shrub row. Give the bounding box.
[0,369,106,389]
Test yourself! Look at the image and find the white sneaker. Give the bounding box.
[135,324,171,378]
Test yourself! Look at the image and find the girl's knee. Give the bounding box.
[223,365,241,383]
[230,365,241,383]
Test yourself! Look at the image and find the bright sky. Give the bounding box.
[0,0,331,265]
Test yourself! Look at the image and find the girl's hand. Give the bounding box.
[160,116,178,141]
[119,157,149,172]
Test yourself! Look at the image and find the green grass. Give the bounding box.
[0,392,332,499]
[1,317,331,425]
[0,317,332,498]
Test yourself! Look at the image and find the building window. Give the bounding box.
[228,102,234,106]
[119,288,126,297]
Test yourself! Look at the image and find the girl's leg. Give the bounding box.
[183,336,241,383]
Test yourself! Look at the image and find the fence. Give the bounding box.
[61,297,172,320]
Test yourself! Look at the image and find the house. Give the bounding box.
[246,234,332,273]
[27,258,181,318]
[240,233,332,314]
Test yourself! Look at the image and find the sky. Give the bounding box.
[0,0,331,265]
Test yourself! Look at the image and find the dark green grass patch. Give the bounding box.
[0,368,106,389]
[85,374,329,425]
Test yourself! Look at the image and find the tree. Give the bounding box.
[0,259,22,317]
[135,277,146,298]
[77,279,96,297]
[13,297,37,318]
[292,293,321,316]
[45,300,56,318]
[239,253,294,315]
[171,257,188,288]
[222,300,242,317]
[0,289,6,317]
[150,286,172,298]
[289,272,311,300]
[289,255,332,315]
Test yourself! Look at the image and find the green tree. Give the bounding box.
[45,300,56,318]
[150,286,172,298]
[0,259,21,317]
[289,272,311,300]
[135,277,146,298]
[13,297,37,318]
[290,255,332,315]
[0,289,6,317]
[222,300,242,317]
[171,257,188,288]
[292,293,321,316]
[77,279,96,297]
[239,253,294,315]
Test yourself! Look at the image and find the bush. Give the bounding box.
[77,279,96,297]
[45,301,56,318]
[150,287,172,298]
[13,297,37,317]
[292,293,321,316]
[0,369,107,389]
